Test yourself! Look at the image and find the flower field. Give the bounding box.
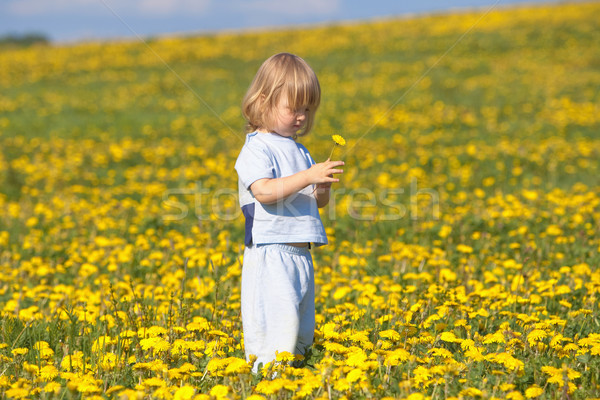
[1,2,600,398]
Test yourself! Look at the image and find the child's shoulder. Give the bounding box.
[238,132,274,161]
[244,131,259,141]
[243,131,269,150]
[242,132,311,160]
[244,131,294,148]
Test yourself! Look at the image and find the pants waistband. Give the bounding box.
[255,243,311,255]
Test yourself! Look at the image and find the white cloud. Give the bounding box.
[136,0,210,16]
[6,0,211,16]
[7,0,99,16]
[240,0,341,16]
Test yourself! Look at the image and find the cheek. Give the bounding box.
[282,112,296,123]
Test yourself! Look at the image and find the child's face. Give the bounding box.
[271,96,308,138]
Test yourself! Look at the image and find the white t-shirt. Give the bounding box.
[235,131,328,246]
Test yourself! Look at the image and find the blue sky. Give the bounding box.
[0,0,557,43]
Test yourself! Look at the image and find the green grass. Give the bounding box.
[0,2,600,398]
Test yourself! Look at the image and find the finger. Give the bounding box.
[323,177,340,183]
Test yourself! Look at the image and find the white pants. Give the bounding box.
[241,243,315,371]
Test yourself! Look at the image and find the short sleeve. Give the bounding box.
[234,139,275,189]
[297,143,316,167]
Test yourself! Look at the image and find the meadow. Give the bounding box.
[1,2,600,398]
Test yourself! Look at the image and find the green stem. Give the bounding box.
[328,144,337,160]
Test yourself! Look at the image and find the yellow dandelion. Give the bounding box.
[173,385,195,400]
[145,326,168,337]
[500,383,516,391]
[40,365,59,381]
[384,348,410,366]
[483,331,506,344]
[255,380,280,396]
[525,385,544,398]
[6,388,29,399]
[321,323,341,340]
[105,386,125,396]
[24,363,40,375]
[205,358,227,375]
[34,341,54,359]
[345,348,368,367]
[224,357,251,375]
[99,353,117,371]
[563,343,579,352]
[379,329,401,341]
[464,346,485,362]
[332,134,346,146]
[542,365,580,384]
[178,362,197,373]
[427,347,453,358]
[142,377,166,387]
[412,366,432,386]
[275,351,295,363]
[492,352,525,372]
[139,337,170,353]
[333,378,351,392]
[43,381,62,394]
[11,348,28,356]
[461,339,476,350]
[527,329,548,347]
[440,331,462,343]
[329,134,346,159]
[323,341,349,354]
[346,368,363,383]
[507,391,525,400]
[456,244,473,253]
[171,339,190,356]
[118,389,141,400]
[460,388,483,397]
[186,320,209,332]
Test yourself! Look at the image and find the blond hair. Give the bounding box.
[242,53,321,137]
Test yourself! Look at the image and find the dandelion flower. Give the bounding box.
[40,365,59,381]
[332,134,346,146]
[346,348,368,367]
[276,351,295,363]
[384,348,410,366]
[525,385,544,398]
[427,347,453,358]
[224,357,251,375]
[142,377,166,387]
[173,386,195,400]
[328,134,346,159]
[210,385,230,398]
[379,329,401,341]
[527,329,547,347]
[11,348,28,356]
[346,368,363,383]
[440,331,462,343]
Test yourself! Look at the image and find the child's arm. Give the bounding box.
[250,160,343,205]
[314,182,332,208]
